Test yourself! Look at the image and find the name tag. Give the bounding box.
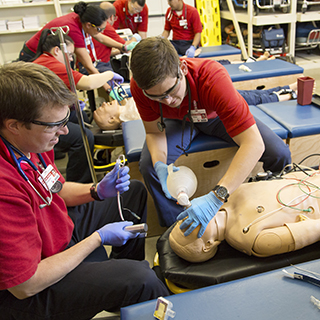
[39,164,60,191]
[134,15,142,23]
[179,19,187,27]
[191,109,208,123]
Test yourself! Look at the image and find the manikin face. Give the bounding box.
[169,214,223,263]
[143,62,188,109]
[168,0,183,11]
[93,100,121,130]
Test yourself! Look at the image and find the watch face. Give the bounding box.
[216,186,228,198]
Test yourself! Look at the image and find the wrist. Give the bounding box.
[90,183,103,201]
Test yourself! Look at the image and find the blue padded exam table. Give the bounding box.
[224,59,304,83]
[197,44,241,60]
[121,259,320,320]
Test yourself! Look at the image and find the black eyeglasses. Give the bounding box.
[143,71,181,101]
[31,109,70,133]
[91,23,106,33]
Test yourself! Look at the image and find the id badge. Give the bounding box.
[85,37,91,46]
[191,109,208,123]
[134,15,142,23]
[179,19,187,27]
[39,164,60,191]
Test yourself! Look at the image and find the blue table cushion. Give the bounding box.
[197,44,241,58]
[249,105,288,139]
[224,59,304,82]
[256,100,320,138]
[122,120,233,163]
[120,259,320,320]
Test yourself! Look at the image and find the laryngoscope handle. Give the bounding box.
[124,223,148,234]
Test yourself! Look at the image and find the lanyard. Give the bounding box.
[0,136,54,208]
[82,29,100,66]
[167,4,187,22]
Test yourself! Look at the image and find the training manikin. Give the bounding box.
[169,170,320,262]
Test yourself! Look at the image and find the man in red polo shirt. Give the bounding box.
[113,0,148,39]
[162,0,202,57]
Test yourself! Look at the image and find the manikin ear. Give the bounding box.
[203,240,221,253]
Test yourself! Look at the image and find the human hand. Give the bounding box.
[109,89,124,102]
[185,45,196,58]
[126,41,138,51]
[112,72,124,84]
[132,33,142,42]
[96,221,138,246]
[96,162,130,199]
[154,161,179,199]
[177,192,223,238]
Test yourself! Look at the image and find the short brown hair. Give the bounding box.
[0,61,76,128]
[130,37,180,90]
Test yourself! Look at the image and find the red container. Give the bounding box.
[297,76,315,106]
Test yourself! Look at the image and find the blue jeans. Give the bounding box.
[139,117,291,227]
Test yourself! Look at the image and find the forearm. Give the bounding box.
[161,30,170,39]
[138,31,147,39]
[93,33,123,50]
[192,33,201,47]
[58,181,95,207]
[218,125,264,194]
[8,232,101,299]
[146,132,168,166]
[76,71,114,90]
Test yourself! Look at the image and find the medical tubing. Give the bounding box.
[52,26,97,184]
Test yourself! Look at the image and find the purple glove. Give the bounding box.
[185,45,196,58]
[177,191,223,238]
[96,221,138,246]
[96,162,130,199]
[112,72,124,84]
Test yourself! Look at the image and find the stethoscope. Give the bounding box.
[124,5,142,32]
[157,79,194,156]
[0,136,62,209]
[167,4,188,29]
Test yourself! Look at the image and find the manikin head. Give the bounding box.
[169,210,227,263]
[93,98,140,130]
[93,100,121,130]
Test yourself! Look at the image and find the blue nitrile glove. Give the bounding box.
[112,72,124,84]
[78,100,86,111]
[96,162,130,199]
[109,89,124,102]
[185,45,196,58]
[154,161,179,199]
[177,191,223,238]
[96,221,138,246]
[132,33,142,42]
[126,41,138,51]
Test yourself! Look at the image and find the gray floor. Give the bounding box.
[55,47,320,319]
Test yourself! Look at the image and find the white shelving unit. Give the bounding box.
[0,0,194,64]
[220,0,320,59]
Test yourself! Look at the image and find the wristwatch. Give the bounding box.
[90,183,103,201]
[213,185,229,203]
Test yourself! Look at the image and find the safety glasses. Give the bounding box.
[143,72,181,101]
[31,108,70,133]
[91,23,106,33]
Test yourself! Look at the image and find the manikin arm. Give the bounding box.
[252,216,320,256]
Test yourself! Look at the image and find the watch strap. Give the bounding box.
[90,183,103,201]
